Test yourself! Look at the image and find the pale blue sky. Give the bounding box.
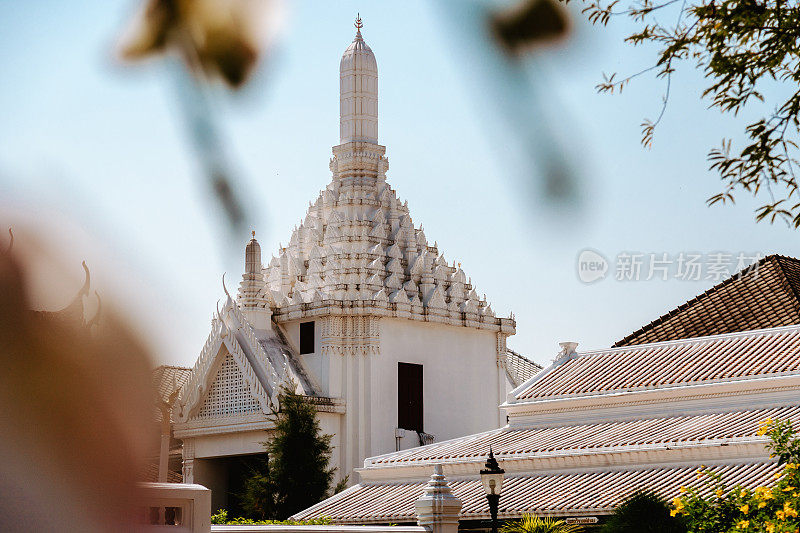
[1,0,797,367]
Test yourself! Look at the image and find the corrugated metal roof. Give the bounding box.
[366,404,800,466]
[295,461,780,523]
[515,325,800,401]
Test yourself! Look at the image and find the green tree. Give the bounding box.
[502,514,583,533]
[601,491,686,533]
[241,384,337,520]
[568,0,800,226]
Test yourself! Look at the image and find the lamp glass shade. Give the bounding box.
[480,471,504,495]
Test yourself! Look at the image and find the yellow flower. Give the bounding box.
[759,501,768,509]
[758,418,773,435]
[784,501,797,518]
[786,463,797,470]
[777,510,785,520]
[782,485,795,492]
[740,489,749,498]
[716,489,725,497]
[670,509,680,517]
[740,504,749,514]
[679,486,688,494]
[736,519,749,529]
[766,522,775,533]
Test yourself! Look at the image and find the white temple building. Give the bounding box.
[169,19,539,511]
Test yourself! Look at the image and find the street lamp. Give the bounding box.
[480,447,505,533]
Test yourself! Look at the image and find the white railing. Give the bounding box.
[136,483,211,532]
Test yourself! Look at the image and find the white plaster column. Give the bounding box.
[416,465,462,533]
[182,439,195,484]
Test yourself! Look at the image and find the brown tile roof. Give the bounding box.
[364,404,800,467]
[615,255,800,347]
[294,461,779,523]
[514,325,800,401]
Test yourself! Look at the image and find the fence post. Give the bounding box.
[415,465,462,533]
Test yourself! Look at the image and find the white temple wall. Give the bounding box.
[281,315,504,477]
[374,318,502,455]
[283,319,330,396]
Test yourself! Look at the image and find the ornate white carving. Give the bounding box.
[320,316,380,356]
[193,353,262,420]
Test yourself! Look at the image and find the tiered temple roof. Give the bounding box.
[257,169,511,332]
[242,23,514,334]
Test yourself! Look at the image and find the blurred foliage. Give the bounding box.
[490,0,570,55]
[119,0,270,239]
[120,0,261,87]
[573,0,800,227]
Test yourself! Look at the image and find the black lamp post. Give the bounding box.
[480,447,505,533]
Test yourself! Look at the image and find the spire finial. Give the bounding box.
[251,230,256,239]
[355,13,363,31]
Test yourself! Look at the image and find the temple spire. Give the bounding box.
[339,16,378,144]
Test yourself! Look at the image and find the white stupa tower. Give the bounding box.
[173,18,538,505]
[339,15,378,145]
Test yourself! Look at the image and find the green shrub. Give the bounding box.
[241,383,338,520]
[601,491,686,533]
[211,509,333,525]
[502,514,582,533]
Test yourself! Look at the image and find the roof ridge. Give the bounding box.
[773,255,800,311]
[579,322,800,359]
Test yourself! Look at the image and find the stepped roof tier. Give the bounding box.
[615,254,800,346]
[246,22,514,335]
[295,461,780,524]
[294,324,800,523]
[514,324,800,402]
